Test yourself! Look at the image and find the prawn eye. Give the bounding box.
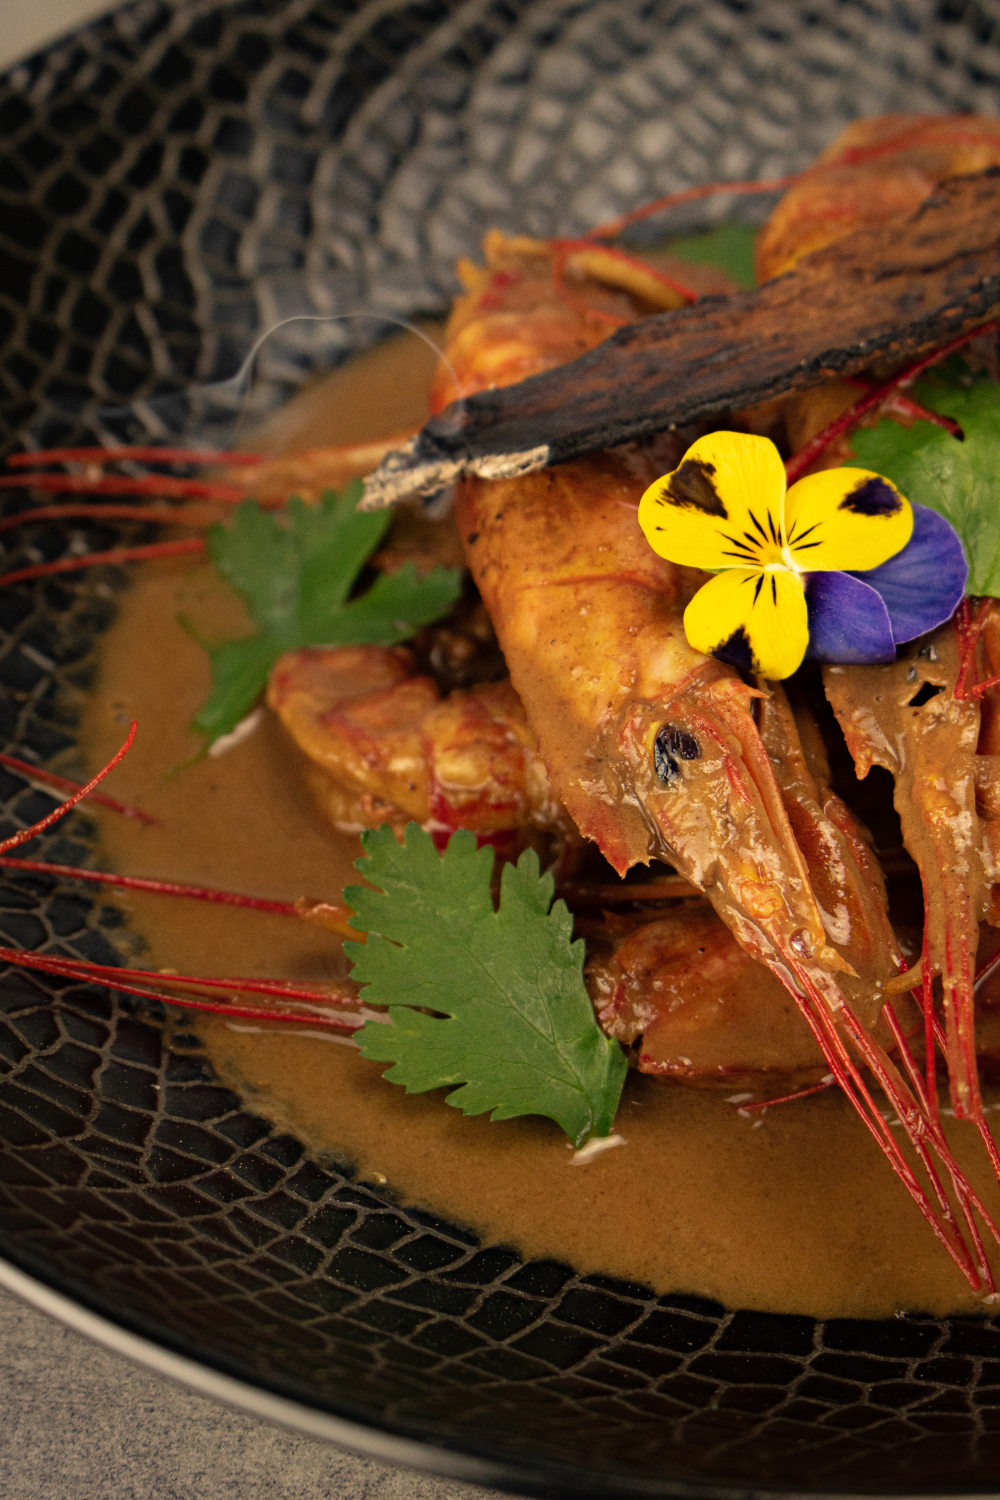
[654,724,701,784]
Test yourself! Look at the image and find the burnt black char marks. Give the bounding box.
[410,171,1000,479]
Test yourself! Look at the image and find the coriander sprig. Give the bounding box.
[848,359,1000,597]
[187,481,463,745]
[346,824,627,1148]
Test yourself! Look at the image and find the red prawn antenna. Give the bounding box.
[0,537,206,589]
[6,446,263,467]
[787,954,1000,1293]
[0,752,155,824]
[0,503,215,537]
[0,472,244,501]
[587,119,1000,244]
[0,945,366,1033]
[0,721,138,855]
[0,855,302,916]
[0,721,369,1033]
[0,448,257,524]
[784,319,1000,484]
[584,172,802,242]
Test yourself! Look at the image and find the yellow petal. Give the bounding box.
[784,468,912,572]
[638,431,787,571]
[683,568,809,680]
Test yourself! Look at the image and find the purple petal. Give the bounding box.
[805,571,896,664]
[848,502,968,644]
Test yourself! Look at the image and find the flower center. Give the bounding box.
[718,507,799,573]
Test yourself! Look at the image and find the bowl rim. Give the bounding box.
[0,1248,534,1495]
[5,1245,960,1500]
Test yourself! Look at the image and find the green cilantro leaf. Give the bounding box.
[667,223,757,288]
[846,362,1000,596]
[345,824,627,1148]
[190,481,463,743]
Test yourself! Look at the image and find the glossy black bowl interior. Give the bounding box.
[1,2,1000,1495]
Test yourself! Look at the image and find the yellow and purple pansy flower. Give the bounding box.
[637,431,968,680]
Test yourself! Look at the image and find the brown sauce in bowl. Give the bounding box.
[79,329,1000,1321]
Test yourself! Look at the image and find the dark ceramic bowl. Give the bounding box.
[2,2,1000,1495]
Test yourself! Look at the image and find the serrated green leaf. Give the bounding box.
[289,486,391,616]
[847,363,1000,596]
[189,482,463,744]
[192,632,292,739]
[667,222,757,288]
[345,824,627,1148]
[207,501,298,634]
[311,563,466,647]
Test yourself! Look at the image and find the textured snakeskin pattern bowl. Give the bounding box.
[2,2,1000,1495]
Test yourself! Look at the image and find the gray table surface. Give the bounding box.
[0,0,118,73]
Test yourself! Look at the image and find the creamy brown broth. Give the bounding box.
[79,329,1000,1320]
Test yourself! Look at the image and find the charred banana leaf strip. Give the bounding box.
[362,170,1000,509]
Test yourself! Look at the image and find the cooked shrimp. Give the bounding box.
[442,228,1000,1288]
[756,114,1000,282]
[755,125,1000,1135]
[267,644,574,861]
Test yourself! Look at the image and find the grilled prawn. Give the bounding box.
[431,218,1000,1287]
[757,118,1000,1133]
[266,642,574,862]
[755,113,1000,282]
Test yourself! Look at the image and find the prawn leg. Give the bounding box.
[823,627,989,1120]
[585,904,830,1090]
[756,681,905,1022]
